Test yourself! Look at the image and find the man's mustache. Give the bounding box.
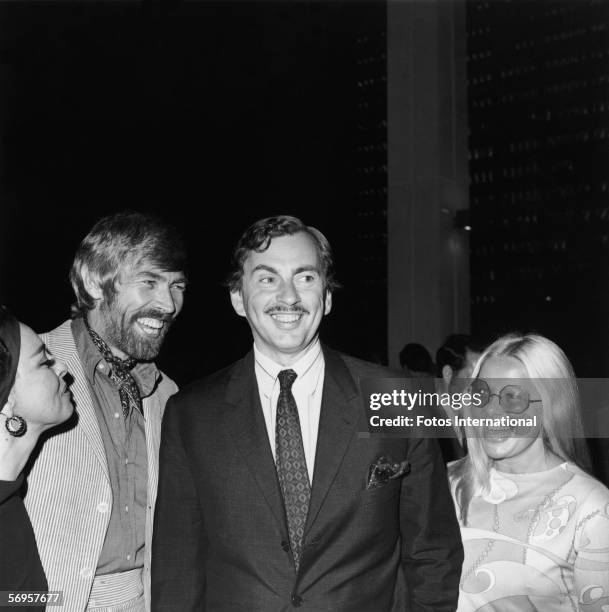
[130,309,175,323]
[265,306,309,315]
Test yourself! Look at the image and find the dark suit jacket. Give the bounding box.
[152,347,463,612]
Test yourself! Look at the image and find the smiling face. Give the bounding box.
[7,324,73,431]
[475,355,546,472]
[230,232,332,366]
[90,259,187,361]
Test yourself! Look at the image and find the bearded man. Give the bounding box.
[25,212,188,612]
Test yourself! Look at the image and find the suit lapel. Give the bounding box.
[305,347,360,535]
[223,352,287,533]
[45,321,110,482]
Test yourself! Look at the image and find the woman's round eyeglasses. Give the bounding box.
[470,378,542,415]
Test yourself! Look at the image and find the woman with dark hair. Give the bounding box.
[436,333,484,395]
[449,333,609,611]
[434,334,485,462]
[0,306,73,606]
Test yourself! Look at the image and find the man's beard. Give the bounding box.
[99,304,174,361]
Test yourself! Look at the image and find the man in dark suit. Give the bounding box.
[152,215,463,611]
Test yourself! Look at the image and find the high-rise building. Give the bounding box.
[468,0,609,376]
[350,16,388,362]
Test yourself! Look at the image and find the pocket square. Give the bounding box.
[367,456,410,489]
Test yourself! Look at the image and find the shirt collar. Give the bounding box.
[71,315,160,398]
[72,316,105,381]
[254,339,324,399]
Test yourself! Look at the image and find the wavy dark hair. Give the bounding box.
[226,215,340,295]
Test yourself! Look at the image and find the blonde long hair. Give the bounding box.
[449,333,590,524]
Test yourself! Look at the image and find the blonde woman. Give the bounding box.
[449,333,609,611]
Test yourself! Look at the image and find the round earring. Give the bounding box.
[5,415,27,437]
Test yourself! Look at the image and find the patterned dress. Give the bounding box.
[451,462,609,611]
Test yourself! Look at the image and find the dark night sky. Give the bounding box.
[0,1,387,384]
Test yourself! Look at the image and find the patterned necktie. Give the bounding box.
[84,317,142,418]
[275,369,310,572]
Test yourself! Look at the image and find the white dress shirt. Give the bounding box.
[254,340,325,482]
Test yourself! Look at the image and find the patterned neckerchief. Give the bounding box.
[83,316,142,418]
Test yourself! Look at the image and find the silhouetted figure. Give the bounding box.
[434,334,487,463]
